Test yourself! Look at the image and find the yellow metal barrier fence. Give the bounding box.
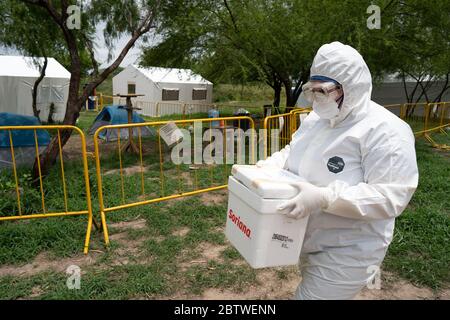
[383,102,449,150]
[403,102,430,133]
[384,104,406,119]
[412,102,449,150]
[0,125,95,254]
[1,101,446,254]
[93,116,256,246]
[263,109,311,159]
[264,102,449,159]
[290,108,313,133]
[263,112,293,159]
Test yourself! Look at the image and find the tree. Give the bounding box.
[367,0,450,104]
[141,1,272,107]
[141,0,450,109]
[4,0,162,178]
[141,0,401,111]
[32,57,48,119]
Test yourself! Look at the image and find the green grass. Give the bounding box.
[0,112,449,299]
[213,83,274,103]
[75,112,98,133]
[213,83,277,115]
[0,119,256,299]
[0,160,97,265]
[0,191,259,299]
[383,132,450,289]
[94,67,122,96]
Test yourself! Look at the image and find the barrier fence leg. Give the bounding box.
[424,103,430,133]
[100,210,110,246]
[93,129,111,247]
[439,103,448,135]
[83,214,94,254]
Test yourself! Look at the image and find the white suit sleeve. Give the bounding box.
[260,112,317,169]
[260,145,291,169]
[324,128,419,221]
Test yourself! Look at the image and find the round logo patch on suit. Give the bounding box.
[327,156,345,173]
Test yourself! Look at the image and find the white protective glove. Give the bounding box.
[255,145,291,169]
[277,181,335,220]
[255,160,283,171]
[255,160,266,168]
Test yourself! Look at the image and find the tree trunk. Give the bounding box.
[433,73,450,103]
[291,71,309,107]
[414,80,429,104]
[32,63,82,180]
[283,78,294,112]
[405,76,421,118]
[266,72,282,114]
[32,56,48,120]
[29,2,159,180]
[401,72,410,103]
[273,80,282,114]
[416,77,435,104]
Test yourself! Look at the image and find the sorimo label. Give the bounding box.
[228,209,252,238]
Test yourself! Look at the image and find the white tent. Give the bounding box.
[0,56,70,122]
[112,65,213,116]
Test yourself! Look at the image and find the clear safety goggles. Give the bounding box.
[302,81,343,103]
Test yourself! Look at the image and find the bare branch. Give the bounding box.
[381,0,397,14]
[433,73,450,102]
[223,0,238,32]
[20,0,81,69]
[79,2,161,105]
[83,34,99,77]
[32,56,48,118]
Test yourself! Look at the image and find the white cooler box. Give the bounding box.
[225,165,309,269]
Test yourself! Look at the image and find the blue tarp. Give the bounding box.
[90,105,148,140]
[0,113,50,148]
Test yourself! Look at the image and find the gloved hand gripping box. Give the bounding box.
[225,165,309,269]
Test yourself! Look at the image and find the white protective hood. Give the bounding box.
[310,42,371,127]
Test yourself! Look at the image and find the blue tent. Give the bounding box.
[0,113,50,148]
[89,105,153,141]
[0,113,50,169]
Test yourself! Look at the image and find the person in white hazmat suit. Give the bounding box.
[257,42,419,300]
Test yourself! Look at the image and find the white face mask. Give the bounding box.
[312,99,340,119]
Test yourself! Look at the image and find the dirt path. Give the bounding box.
[355,272,450,300]
[163,255,450,300]
[0,218,448,300]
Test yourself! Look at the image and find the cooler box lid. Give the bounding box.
[230,165,302,199]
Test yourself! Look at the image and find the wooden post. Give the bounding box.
[115,94,144,154]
